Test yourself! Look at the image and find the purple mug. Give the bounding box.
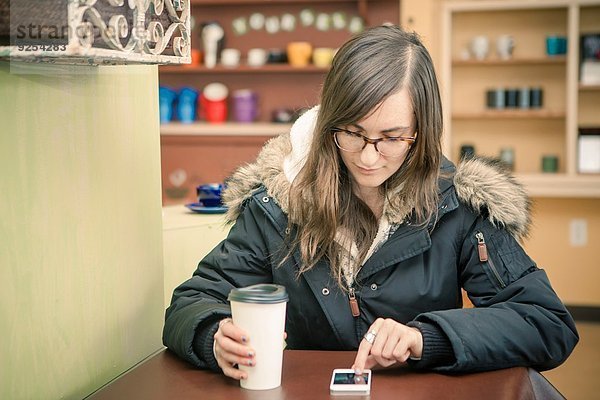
[232,90,258,122]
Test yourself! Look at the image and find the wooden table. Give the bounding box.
[86,349,564,400]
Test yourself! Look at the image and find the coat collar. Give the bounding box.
[222,109,531,240]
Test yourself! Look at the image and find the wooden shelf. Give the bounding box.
[516,173,600,198]
[160,122,292,136]
[579,84,600,91]
[452,57,567,66]
[452,110,566,119]
[188,0,392,24]
[191,0,367,4]
[159,65,329,74]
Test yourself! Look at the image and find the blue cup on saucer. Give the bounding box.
[197,183,225,208]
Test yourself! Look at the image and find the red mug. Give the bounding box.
[201,82,229,123]
[201,96,227,123]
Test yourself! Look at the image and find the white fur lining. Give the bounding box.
[282,105,320,184]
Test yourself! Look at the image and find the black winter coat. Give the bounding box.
[163,133,578,373]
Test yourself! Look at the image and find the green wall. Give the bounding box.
[0,62,164,399]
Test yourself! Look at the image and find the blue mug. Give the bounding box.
[159,86,178,123]
[546,35,567,56]
[196,183,226,208]
[177,87,199,123]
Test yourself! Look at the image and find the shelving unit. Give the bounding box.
[442,0,600,198]
[161,122,291,136]
[159,0,400,204]
[452,110,566,119]
[579,84,600,91]
[452,57,566,66]
[159,65,329,74]
[159,0,399,129]
[516,173,600,197]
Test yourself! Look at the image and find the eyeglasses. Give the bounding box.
[332,128,416,158]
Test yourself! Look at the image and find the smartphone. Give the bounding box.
[329,368,372,395]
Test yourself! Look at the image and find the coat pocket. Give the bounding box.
[489,231,537,282]
[475,231,507,291]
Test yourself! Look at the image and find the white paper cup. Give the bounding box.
[228,284,289,390]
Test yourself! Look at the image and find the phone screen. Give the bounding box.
[333,372,369,385]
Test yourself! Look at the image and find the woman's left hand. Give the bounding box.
[351,318,423,373]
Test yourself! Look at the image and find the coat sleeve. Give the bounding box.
[412,215,579,372]
[162,197,274,368]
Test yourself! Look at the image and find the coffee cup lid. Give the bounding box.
[228,284,289,304]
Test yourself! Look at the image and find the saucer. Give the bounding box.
[185,203,228,214]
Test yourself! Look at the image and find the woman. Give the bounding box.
[163,25,578,380]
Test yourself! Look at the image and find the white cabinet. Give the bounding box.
[162,206,230,307]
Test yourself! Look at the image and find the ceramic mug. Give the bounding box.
[505,88,519,108]
[470,35,490,60]
[221,48,241,68]
[460,144,475,160]
[542,155,559,173]
[530,87,543,108]
[518,87,531,108]
[159,86,177,123]
[177,87,199,123]
[312,47,335,68]
[232,89,258,123]
[546,35,567,56]
[201,82,229,123]
[287,41,313,67]
[247,48,268,67]
[267,48,288,64]
[496,35,514,60]
[486,88,505,109]
[185,49,201,67]
[196,183,225,207]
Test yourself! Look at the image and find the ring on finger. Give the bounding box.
[219,318,233,328]
[363,330,377,344]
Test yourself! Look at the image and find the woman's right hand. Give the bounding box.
[213,318,255,380]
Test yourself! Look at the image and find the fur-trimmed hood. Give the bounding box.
[222,110,531,240]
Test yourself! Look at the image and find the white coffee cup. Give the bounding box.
[221,48,241,68]
[228,284,289,390]
[496,35,514,60]
[470,35,490,60]
[247,48,268,67]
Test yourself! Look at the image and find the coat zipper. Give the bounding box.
[348,287,360,317]
[348,285,363,344]
[475,231,506,289]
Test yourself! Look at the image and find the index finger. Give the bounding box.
[351,336,373,374]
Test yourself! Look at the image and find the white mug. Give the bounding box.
[221,48,241,68]
[470,35,490,60]
[496,35,514,60]
[247,48,268,67]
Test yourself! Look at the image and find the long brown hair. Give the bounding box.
[287,26,443,288]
